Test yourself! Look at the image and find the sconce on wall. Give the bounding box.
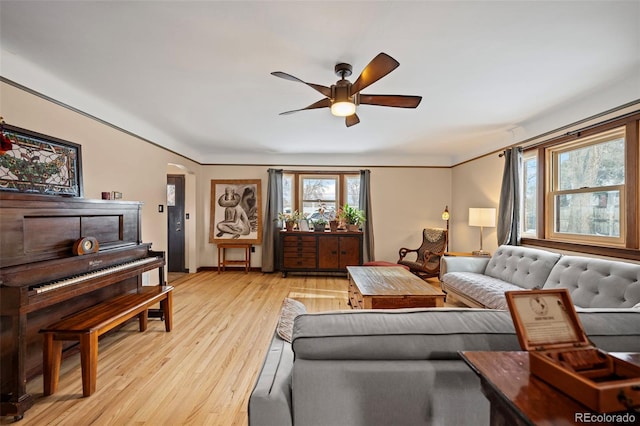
[469,208,496,256]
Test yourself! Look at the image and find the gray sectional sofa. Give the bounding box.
[249,245,640,426]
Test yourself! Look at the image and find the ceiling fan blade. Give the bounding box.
[359,94,422,108]
[350,53,400,95]
[271,71,332,98]
[279,98,331,115]
[345,114,360,127]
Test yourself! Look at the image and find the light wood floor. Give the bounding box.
[5,271,455,425]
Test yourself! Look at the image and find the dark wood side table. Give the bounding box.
[460,351,639,426]
[217,243,251,273]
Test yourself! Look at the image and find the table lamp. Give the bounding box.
[469,208,496,256]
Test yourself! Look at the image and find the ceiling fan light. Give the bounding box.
[331,101,356,117]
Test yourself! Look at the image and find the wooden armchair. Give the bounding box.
[397,228,448,279]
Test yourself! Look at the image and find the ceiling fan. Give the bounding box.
[271,52,422,127]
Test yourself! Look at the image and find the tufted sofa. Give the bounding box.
[440,245,640,310]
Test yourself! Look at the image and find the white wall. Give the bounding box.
[197,165,452,266]
[450,154,503,254]
[449,101,640,256]
[5,81,636,269]
[1,82,200,281]
[2,80,452,270]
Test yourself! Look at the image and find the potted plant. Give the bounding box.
[310,217,328,232]
[277,210,305,231]
[338,204,365,232]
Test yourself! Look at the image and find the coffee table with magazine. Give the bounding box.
[346,265,446,309]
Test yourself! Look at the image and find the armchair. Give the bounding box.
[398,228,448,279]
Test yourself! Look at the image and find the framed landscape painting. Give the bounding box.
[209,179,262,245]
[0,124,83,197]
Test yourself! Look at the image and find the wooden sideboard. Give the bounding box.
[279,230,363,277]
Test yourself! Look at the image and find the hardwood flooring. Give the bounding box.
[4,271,456,425]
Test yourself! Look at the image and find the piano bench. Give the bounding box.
[40,285,174,398]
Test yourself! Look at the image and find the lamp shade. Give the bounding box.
[469,208,496,227]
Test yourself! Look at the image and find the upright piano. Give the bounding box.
[0,192,165,420]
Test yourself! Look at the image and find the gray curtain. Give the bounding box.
[359,169,375,262]
[497,147,523,246]
[261,169,283,272]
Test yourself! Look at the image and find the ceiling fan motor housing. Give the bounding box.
[331,82,355,104]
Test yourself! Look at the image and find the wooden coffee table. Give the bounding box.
[346,266,445,309]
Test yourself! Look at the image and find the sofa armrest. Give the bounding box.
[248,332,293,426]
[440,256,490,277]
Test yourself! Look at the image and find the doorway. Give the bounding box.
[167,174,186,272]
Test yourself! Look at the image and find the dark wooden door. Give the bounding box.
[167,175,185,272]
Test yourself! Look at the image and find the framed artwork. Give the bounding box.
[0,124,83,197]
[209,179,262,244]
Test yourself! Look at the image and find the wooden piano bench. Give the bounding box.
[40,285,174,398]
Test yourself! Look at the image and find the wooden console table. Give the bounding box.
[279,231,363,277]
[461,351,639,426]
[217,243,251,273]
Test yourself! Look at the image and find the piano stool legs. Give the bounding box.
[42,334,62,396]
[43,330,99,397]
[40,286,173,398]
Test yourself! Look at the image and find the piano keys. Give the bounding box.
[0,192,165,420]
[32,256,161,294]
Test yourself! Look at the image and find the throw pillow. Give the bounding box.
[276,297,307,343]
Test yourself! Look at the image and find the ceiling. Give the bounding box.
[1,1,639,167]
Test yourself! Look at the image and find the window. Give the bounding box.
[521,111,639,258]
[547,127,625,244]
[283,174,293,214]
[283,171,361,221]
[301,175,338,219]
[522,153,537,236]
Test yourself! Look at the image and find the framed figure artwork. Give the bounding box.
[0,123,83,197]
[209,179,262,245]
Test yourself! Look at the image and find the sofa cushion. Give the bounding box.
[292,309,521,360]
[441,272,524,309]
[484,245,561,289]
[543,256,640,308]
[276,298,307,343]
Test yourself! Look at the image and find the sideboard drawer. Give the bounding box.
[283,256,317,269]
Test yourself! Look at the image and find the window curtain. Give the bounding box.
[497,147,523,246]
[261,169,283,272]
[359,169,375,262]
